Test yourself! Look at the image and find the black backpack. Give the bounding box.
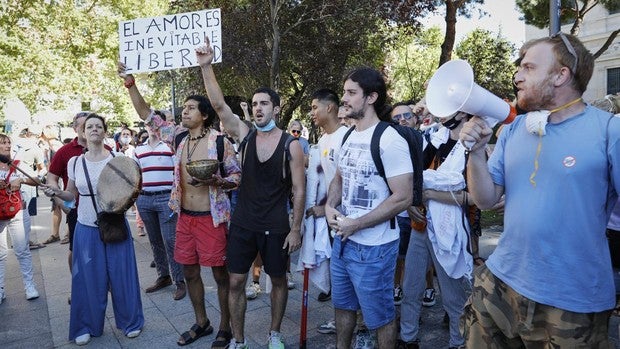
[342,121,424,228]
[174,130,226,176]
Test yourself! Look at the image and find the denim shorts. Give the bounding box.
[330,236,399,329]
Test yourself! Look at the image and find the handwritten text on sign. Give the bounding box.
[119,9,221,74]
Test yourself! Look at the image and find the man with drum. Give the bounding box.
[170,94,241,347]
[197,38,305,349]
[117,66,187,301]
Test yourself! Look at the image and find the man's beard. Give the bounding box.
[346,107,365,120]
[518,78,555,112]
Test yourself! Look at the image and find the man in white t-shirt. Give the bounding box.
[326,68,413,349]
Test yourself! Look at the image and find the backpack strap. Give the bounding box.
[216,134,225,176]
[369,121,396,229]
[282,133,298,180]
[341,126,356,146]
[238,129,256,169]
[370,121,390,184]
[174,130,189,152]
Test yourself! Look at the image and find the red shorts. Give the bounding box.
[174,211,227,267]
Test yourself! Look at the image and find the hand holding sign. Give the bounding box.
[195,36,215,67]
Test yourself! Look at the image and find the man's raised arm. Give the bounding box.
[196,37,249,143]
[117,62,151,120]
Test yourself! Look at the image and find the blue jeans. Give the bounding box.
[330,236,398,329]
[136,193,183,284]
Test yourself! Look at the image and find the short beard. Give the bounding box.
[518,77,555,112]
[347,108,365,120]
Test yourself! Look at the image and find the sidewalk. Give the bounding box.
[0,197,618,348]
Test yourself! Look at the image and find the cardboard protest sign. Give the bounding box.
[119,8,221,74]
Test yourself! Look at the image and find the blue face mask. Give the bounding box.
[254,119,276,132]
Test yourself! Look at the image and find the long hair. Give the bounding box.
[344,67,387,116]
[185,95,217,129]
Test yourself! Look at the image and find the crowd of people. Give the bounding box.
[1,32,620,349]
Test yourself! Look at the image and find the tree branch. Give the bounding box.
[593,29,620,59]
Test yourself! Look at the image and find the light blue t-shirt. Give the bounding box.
[486,105,620,313]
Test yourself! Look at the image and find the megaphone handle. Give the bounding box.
[461,116,493,151]
[462,139,475,150]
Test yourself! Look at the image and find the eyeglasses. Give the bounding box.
[551,32,578,75]
[291,130,301,135]
[392,112,414,123]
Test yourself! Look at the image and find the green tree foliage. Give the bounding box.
[454,29,516,99]
[165,0,435,128]
[0,0,169,126]
[386,27,443,103]
[515,0,620,59]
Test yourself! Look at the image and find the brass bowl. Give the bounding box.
[186,159,219,180]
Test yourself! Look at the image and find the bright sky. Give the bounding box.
[421,0,526,48]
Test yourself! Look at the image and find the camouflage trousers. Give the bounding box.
[460,265,612,349]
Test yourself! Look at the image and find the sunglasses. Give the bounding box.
[551,32,578,75]
[392,112,414,123]
[291,130,301,135]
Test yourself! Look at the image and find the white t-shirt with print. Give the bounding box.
[318,126,348,186]
[338,123,412,246]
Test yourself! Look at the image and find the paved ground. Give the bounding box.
[0,197,619,348]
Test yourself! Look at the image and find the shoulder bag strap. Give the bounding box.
[81,156,99,217]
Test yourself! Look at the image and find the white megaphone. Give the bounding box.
[426,59,516,149]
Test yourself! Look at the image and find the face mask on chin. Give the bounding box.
[441,116,462,130]
[120,136,132,145]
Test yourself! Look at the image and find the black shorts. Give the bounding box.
[67,208,78,251]
[226,223,289,277]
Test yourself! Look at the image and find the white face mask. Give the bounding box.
[120,136,132,145]
[525,111,550,136]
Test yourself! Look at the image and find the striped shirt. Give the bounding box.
[133,141,174,192]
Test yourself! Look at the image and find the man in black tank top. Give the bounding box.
[197,38,306,349]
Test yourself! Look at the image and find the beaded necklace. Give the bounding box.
[186,129,207,162]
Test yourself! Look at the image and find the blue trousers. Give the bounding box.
[136,193,183,283]
[69,222,144,340]
[399,229,471,347]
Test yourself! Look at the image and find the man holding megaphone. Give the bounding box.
[459,34,620,347]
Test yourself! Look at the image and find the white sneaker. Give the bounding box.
[25,284,39,300]
[317,319,336,334]
[75,333,91,345]
[126,329,141,338]
[229,338,249,349]
[422,288,436,307]
[268,331,285,349]
[246,282,261,300]
[287,272,295,289]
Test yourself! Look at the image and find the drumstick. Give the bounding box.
[0,154,43,186]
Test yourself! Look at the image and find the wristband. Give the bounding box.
[124,79,135,89]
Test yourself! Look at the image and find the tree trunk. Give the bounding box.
[269,0,281,91]
[439,0,459,67]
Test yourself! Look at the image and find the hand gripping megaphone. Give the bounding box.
[425,59,516,149]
